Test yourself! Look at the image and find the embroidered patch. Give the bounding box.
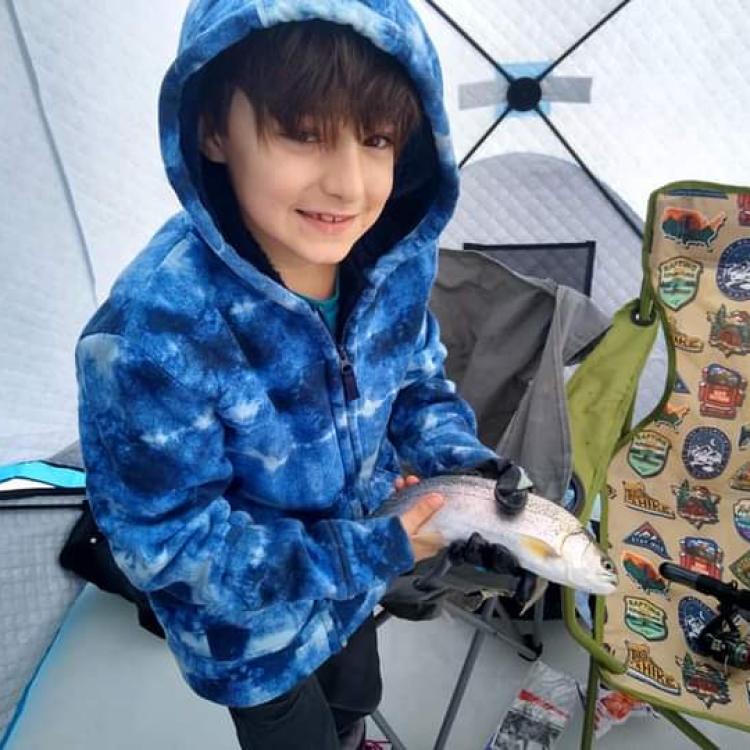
[628,430,671,478]
[673,373,691,394]
[624,596,668,641]
[622,550,670,597]
[678,596,717,653]
[624,522,671,559]
[678,536,724,580]
[739,193,750,227]
[622,481,676,519]
[740,425,750,451]
[682,427,731,480]
[672,479,720,530]
[655,401,690,432]
[658,257,703,310]
[731,463,750,493]
[625,641,681,695]
[698,364,747,419]
[717,238,750,301]
[730,549,750,588]
[733,499,750,541]
[668,315,705,353]
[677,653,731,708]
[661,207,726,249]
[666,188,728,199]
[707,305,750,357]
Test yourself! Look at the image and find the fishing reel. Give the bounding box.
[660,563,750,670]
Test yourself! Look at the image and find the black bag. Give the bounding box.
[59,501,165,639]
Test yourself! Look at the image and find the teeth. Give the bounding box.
[303,211,347,223]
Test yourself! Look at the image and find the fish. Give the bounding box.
[375,474,618,597]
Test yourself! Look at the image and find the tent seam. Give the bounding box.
[7,0,99,307]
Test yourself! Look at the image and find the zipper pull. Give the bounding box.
[337,345,360,402]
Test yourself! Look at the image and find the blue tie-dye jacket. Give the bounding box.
[75,0,499,708]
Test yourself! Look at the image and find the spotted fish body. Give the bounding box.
[376,475,618,595]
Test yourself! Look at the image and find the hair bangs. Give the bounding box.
[198,20,423,158]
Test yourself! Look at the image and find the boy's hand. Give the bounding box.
[394,474,447,563]
[393,474,421,492]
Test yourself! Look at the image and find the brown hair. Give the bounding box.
[197,19,423,159]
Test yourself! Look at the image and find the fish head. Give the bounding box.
[560,529,619,595]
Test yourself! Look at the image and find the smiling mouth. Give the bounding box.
[296,210,355,224]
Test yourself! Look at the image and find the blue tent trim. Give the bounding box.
[0,462,86,496]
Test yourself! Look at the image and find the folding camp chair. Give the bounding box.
[372,555,545,750]
[367,247,610,750]
[563,181,750,749]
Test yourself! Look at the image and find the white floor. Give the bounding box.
[4,584,746,750]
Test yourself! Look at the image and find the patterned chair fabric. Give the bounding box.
[597,182,750,731]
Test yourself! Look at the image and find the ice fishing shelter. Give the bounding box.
[2,1,749,747]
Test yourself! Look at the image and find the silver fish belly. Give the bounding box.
[374,475,618,595]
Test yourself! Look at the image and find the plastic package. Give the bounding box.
[593,686,656,740]
[484,661,578,749]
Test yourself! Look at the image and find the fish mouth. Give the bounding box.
[591,575,619,595]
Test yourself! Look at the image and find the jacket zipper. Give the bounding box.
[313,308,363,518]
[336,345,360,401]
[312,308,360,402]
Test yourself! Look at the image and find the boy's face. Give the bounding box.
[200,90,396,274]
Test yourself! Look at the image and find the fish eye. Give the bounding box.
[601,558,615,573]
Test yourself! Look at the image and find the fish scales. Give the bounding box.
[376,476,572,551]
[374,474,618,595]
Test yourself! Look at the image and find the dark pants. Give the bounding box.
[228,614,381,749]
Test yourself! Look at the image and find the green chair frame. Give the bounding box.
[563,181,750,750]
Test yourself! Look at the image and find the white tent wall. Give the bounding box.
[1,0,184,465]
[427,0,748,210]
[4,0,749,465]
[2,1,750,748]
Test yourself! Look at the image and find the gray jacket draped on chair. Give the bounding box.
[431,248,611,504]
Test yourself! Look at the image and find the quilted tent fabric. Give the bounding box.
[441,151,670,423]
[2,0,750,745]
[0,443,85,742]
[4,0,749,467]
[603,183,750,730]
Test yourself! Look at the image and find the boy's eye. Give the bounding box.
[365,134,394,150]
[275,119,320,143]
[283,130,319,144]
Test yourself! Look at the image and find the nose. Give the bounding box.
[319,137,365,205]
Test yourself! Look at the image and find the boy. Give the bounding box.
[75,2,531,748]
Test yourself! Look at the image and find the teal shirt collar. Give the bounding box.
[295,268,340,334]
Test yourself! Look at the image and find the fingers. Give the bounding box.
[412,530,447,546]
[495,488,528,516]
[393,474,421,491]
[410,530,447,562]
[399,493,444,535]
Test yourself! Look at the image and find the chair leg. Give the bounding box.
[433,597,495,750]
[580,656,599,750]
[370,709,408,750]
[654,707,719,750]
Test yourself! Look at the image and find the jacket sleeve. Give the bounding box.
[387,308,498,477]
[75,333,414,615]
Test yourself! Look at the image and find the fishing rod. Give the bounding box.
[659,562,750,670]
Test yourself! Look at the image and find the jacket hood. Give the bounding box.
[158,0,459,295]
